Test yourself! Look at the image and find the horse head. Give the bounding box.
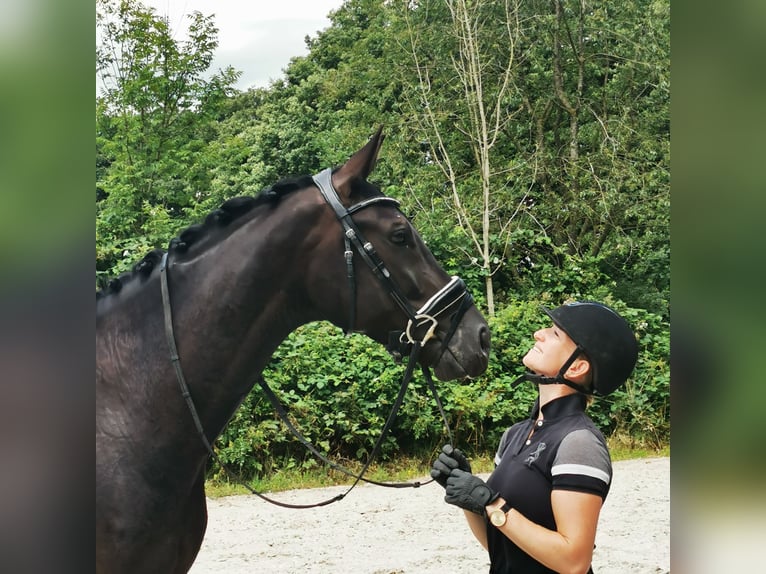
[307,128,490,380]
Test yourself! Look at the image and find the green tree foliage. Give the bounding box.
[96,0,240,283]
[519,0,668,315]
[390,0,669,318]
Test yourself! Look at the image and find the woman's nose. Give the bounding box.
[533,329,544,341]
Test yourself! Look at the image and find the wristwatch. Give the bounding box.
[489,501,513,527]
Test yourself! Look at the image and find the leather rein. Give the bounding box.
[159,168,472,508]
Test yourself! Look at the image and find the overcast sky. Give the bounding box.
[142,0,344,91]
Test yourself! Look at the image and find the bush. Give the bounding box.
[211,296,669,480]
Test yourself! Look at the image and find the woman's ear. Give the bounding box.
[566,357,591,381]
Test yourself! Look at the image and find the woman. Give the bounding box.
[431,301,638,573]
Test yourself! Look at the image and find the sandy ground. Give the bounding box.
[189,457,669,573]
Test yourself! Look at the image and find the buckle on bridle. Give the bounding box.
[405,314,439,345]
[387,276,470,358]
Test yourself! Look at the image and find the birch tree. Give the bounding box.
[398,0,526,316]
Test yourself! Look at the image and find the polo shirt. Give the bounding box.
[484,393,612,573]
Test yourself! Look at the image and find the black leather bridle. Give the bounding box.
[312,168,474,359]
[159,169,474,509]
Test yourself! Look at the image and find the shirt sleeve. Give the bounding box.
[551,429,612,499]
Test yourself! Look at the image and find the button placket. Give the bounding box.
[526,419,544,445]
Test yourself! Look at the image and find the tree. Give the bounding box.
[394,0,669,316]
[96,0,240,282]
[509,0,670,315]
[396,0,525,316]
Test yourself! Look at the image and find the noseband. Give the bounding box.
[312,168,473,356]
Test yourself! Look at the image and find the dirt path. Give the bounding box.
[189,457,669,573]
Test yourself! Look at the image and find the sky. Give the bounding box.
[141,0,345,91]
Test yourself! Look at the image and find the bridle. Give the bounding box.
[159,168,474,509]
[312,168,474,359]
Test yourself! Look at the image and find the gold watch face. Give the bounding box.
[490,509,506,527]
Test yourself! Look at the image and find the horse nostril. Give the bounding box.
[479,325,491,354]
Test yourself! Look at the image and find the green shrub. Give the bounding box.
[211,296,669,480]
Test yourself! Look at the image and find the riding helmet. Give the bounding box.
[543,301,639,395]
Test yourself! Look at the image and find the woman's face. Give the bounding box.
[522,323,579,377]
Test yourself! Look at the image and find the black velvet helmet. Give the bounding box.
[543,301,639,395]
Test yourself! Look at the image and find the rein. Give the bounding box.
[161,252,366,508]
[256,360,453,490]
[159,170,470,509]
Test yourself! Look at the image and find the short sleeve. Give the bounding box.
[551,429,612,499]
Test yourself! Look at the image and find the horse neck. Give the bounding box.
[156,193,333,437]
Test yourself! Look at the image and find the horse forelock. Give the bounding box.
[96,176,315,302]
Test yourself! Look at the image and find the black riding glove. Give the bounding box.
[444,469,499,515]
[430,444,472,488]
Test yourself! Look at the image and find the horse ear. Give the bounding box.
[332,126,385,200]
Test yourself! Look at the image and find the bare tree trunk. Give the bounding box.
[402,0,525,317]
[552,0,586,164]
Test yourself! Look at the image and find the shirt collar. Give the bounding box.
[528,393,586,421]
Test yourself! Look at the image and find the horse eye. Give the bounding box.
[391,229,408,245]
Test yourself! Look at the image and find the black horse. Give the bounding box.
[96,128,490,573]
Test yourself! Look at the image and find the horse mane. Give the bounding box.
[96,175,315,301]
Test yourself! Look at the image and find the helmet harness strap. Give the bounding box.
[512,345,594,395]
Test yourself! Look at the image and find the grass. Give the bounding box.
[205,442,669,499]
[607,433,670,461]
[205,456,442,498]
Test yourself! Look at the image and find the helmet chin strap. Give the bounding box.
[512,346,593,395]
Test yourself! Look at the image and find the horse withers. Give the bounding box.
[96,128,490,573]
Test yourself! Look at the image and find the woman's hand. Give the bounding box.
[430,444,472,488]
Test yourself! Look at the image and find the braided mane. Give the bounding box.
[96,175,314,300]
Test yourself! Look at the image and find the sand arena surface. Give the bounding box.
[189,457,670,573]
